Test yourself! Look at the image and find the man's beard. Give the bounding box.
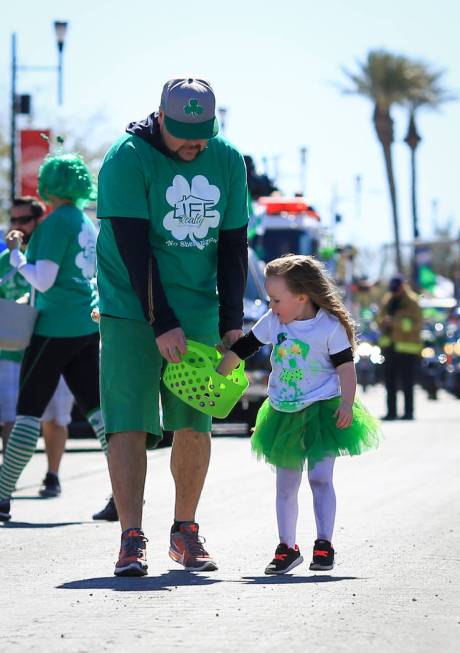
[167,143,206,162]
[159,130,206,162]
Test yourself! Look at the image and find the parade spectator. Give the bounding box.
[0,155,108,522]
[0,197,74,498]
[377,274,422,420]
[217,254,380,574]
[96,77,248,576]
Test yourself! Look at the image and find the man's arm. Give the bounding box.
[110,218,180,337]
[216,225,248,339]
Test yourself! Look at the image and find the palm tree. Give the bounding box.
[342,50,417,271]
[403,62,454,240]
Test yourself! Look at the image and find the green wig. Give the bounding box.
[38,153,96,209]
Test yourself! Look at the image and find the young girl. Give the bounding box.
[217,254,380,574]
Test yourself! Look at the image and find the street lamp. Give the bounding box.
[54,21,68,106]
[218,107,228,136]
[10,21,69,204]
[299,146,308,196]
[404,113,422,240]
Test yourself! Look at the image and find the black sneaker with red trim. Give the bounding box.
[309,539,335,571]
[114,528,148,576]
[264,543,303,575]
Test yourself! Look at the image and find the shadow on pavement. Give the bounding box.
[240,575,359,584]
[10,496,52,500]
[58,569,223,592]
[1,521,91,529]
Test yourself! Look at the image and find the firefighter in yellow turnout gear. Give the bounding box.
[377,275,422,420]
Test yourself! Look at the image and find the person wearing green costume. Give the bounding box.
[0,155,108,522]
[217,255,381,575]
[97,78,248,576]
[0,196,74,499]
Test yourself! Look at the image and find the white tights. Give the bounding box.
[276,457,336,548]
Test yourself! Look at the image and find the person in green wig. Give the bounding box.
[0,153,109,523]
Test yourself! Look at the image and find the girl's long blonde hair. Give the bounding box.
[265,254,357,351]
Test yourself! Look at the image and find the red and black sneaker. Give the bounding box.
[309,539,335,571]
[169,522,218,572]
[265,543,303,575]
[114,528,148,576]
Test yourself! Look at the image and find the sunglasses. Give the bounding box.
[10,215,37,225]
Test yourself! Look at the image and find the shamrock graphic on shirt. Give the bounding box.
[75,222,96,279]
[163,175,220,250]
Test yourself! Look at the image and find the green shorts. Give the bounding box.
[99,316,217,449]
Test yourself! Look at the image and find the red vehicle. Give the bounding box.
[250,196,321,263]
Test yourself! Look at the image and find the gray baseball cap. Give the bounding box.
[160,78,219,140]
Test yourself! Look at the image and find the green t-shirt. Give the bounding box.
[0,249,30,362]
[26,205,98,337]
[96,134,248,337]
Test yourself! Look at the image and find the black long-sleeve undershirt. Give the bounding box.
[109,218,248,338]
[217,225,248,337]
[110,218,180,337]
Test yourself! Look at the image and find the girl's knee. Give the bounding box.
[308,475,332,489]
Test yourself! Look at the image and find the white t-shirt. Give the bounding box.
[252,308,351,413]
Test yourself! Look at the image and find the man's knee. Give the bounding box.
[173,428,211,445]
[108,431,147,452]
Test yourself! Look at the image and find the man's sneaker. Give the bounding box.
[114,528,148,576]
[265,543,303,575]
[169,522,218,571]
[0,499,11,522]
[309,539,335,571]
[39,472,61,498]
[92,495,119,522]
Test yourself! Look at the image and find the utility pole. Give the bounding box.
[9,23,69,204]
[299,146,308,196]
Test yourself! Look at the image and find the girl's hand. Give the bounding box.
[216,350,241,376]
[335,401,353,429]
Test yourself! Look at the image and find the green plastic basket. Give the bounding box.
[163,339,249,419]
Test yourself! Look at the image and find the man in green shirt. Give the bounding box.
[97,78,249,576]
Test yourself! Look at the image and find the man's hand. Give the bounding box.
[91,307,101,324]
[218,329,243,353]
[6,230,23,251]
[156,327,187,363]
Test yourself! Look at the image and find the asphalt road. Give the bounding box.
[2,386,459,652]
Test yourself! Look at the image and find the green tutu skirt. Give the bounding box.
[251,396,381,470]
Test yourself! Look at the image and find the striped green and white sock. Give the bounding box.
[0,415,41,500]
[87,408,108,455]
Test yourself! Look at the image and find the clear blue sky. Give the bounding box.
[1,0,459,251]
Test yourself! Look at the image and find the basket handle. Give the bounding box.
[183,341,220,366]
[182,341,244,377]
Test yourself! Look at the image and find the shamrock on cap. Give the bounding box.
[184,99,204,117]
